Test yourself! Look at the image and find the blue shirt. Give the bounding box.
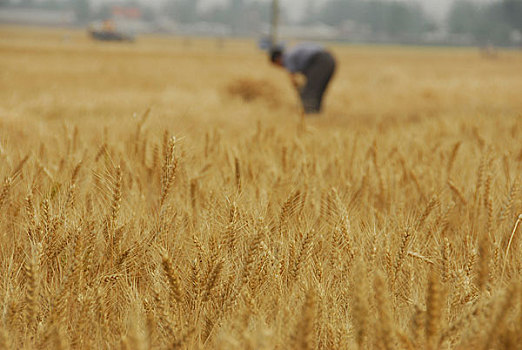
[283,43,324,74]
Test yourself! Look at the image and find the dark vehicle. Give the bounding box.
[89,30,134,42]
[88,20,134,42]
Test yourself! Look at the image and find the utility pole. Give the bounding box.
[270,0,279,47]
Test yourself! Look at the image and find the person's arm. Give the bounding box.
[283,50,299,74]
[283,50,302,90]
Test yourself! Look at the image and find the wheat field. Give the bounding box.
[0,26,521,350]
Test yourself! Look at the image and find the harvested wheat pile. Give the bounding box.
[226,78,282,107]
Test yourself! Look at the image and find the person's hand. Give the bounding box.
[290,75,299,89]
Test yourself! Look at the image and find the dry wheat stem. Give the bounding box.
[500,214,522,282]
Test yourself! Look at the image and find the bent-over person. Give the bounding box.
[270,43,336,114]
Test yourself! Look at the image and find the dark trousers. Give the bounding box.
[300,51,336,114]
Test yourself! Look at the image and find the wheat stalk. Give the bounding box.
[500,214,522,282]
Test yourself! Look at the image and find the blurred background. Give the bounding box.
[1,0,522,47]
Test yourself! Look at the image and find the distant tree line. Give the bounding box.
[0,0,91,23]
[304,0,522,45]
[448,0,522,45]
[165,0,273,35]
[304,0,435,39]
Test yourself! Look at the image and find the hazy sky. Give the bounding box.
[88,0,497,21]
